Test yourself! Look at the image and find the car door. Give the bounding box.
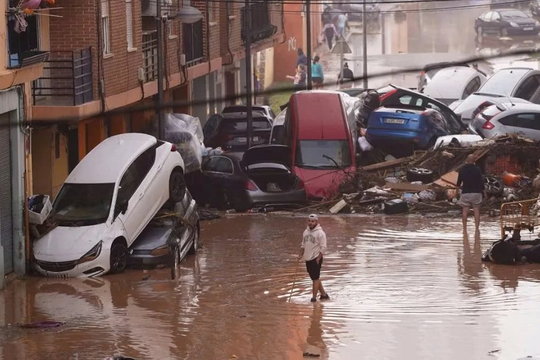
[499,113,540,140]
[115,145,157,243]
[201,156,238,206]
[479,11,493,32]
[490,11,502,33]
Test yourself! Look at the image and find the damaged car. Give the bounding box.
[189,145,307,211]
[33,133,186,277]
[128,189,200,268]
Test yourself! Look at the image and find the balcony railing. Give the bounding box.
[6,13,49,69]
[183,20,204,67]
[241,2,277,43]
[142,30,158,82]
[32,48,94,106]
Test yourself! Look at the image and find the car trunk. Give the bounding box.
[247,166,297,192]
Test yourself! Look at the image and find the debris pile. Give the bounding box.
[300,134,540,215]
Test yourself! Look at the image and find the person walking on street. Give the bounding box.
[311,55,324,89]
[337,12,348,38]
[298,214,329,303]
[457,154,487,235]
[321,22,339,51]
[297,48,308,67]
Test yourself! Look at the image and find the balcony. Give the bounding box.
[7,13,49,69]
[32,48,94,106]
[142,30,158,82]
[241,2,277,43]
[183,20,204,67]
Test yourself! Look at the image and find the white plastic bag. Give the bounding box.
[28,195,52,225]
[164,114,204,174]
[358,136,374,152]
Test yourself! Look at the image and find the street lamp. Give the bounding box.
[156,3,203,140]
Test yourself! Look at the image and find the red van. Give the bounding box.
[282,91,358,199]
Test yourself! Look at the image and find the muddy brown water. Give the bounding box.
[2,214,540,360]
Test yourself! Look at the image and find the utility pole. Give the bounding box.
[156,0,165,140]
[306,0,312,90]
[245,0,253,148]
[362,0,368,89]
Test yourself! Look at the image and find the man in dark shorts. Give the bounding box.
[298,214,329,303]
[457,154,486,235]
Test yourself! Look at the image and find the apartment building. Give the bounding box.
[30,0,284,198]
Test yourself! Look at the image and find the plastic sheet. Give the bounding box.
[28,195,52,225]
[164,114,205,174]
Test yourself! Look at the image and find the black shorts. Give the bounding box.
[312,77,323,84]
[306,257,323,281]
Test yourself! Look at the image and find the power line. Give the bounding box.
[21,48,540,125]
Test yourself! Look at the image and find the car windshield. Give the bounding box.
[295,140,352,169]
[51,183,115,226]
[500,10,528,18]
[478,69,530,95]
[222,118,271,133]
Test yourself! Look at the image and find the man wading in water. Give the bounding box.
[458,154,486,235]
[298,214,329,302]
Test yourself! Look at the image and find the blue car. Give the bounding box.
[366,107,452,151]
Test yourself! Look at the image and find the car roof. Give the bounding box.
[478,67,536,95]
[67,133,156,184]
[291,91,348,139]
[424,67,484,98]
[422,61,469,72]
[220,111,269,119]
[499,102,540,112]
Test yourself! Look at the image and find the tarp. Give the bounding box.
[164,114,205,174]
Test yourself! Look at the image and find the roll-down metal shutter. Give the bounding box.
[0,113,13,274]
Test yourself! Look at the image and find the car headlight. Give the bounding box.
[151,245,170,257]
[78,241,103,264]
[510,22,519,27]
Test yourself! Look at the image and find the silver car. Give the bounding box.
[468,102,540,140]
[451,67,540,124]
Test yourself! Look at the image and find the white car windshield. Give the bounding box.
[478,69,530,96]
[51,183,115,226]
[295,140,352,169]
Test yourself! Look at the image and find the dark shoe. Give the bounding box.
[310,297,317,303]
[320,294,330,300]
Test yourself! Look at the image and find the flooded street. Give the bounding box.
[2,215,540,359]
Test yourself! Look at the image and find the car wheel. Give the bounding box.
[169,168,186,203]
[188,224,200,255]
[484,176,504,196]
[477,26,484,37]
[406,167,435,183]
[110,242,128,274]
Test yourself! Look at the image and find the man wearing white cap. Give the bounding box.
[298,214,329,302]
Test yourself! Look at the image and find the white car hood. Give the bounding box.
[33,224,108,261]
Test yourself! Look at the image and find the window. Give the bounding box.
[491,12,501,21]
[202,156,234,174]
[126,0,134,49]
[167,20,176,38]
[221,118,272,133]
[52,183,115,225]
[295,140,352,169]
[102,0,111,55]
[482,11,493,20]
[463,77,482,99]
[226,0,233,16]
[183,0,191,5]
[500,113,540,131]
[514,76,540,100]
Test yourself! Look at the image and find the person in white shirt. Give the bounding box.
[298,214,329,302]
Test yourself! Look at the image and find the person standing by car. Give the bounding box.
[458,155,486,235]
[298,214,330,303]
[311,55,324,89]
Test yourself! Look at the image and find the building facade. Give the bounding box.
[1,0,51,288]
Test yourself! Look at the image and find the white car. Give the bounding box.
[468,102,540,141]
[451,67,540,124]
[33,133,186,277]
[422,67,487,106]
